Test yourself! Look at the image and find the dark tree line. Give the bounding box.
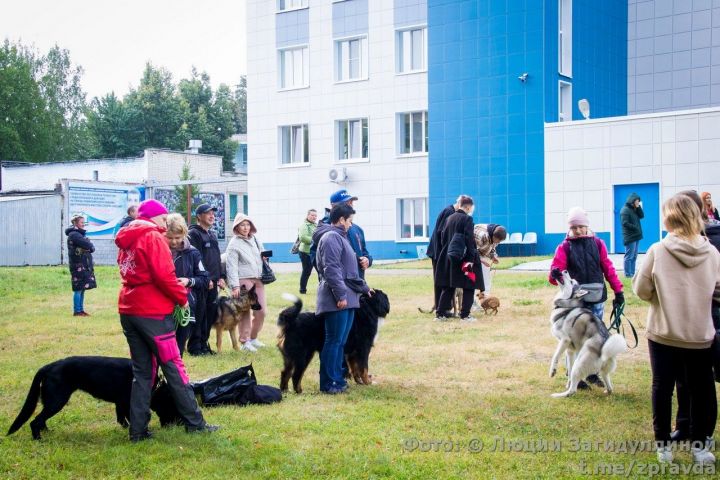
[0,39,247,169]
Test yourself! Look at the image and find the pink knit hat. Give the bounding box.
[137,199,169,219]
[567,207,589,227]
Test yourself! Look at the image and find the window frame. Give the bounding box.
[397,110,429,156]
[276,0,308,13]
[558,81,572,122]
[395,26,428,75]
[277,45,310,91]
[558,0,572,77]
[278,124,310,167]
[397,197,429,241]
[335,118,369,163]
[334,35,369,83]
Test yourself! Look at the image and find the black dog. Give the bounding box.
[277,290,390,393]
[7,356,178,439]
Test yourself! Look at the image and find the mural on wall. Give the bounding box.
[67,182,143,238]
[155,189,226,240]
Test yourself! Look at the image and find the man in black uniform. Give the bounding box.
[187,203,225,355]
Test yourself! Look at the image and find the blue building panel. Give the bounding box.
[394,0,427,28]
[276,8,310,48]
[333,0,369,38]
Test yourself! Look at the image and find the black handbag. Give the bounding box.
[261,258,276,284]
[236,385,283,405]
[447,232,466,261]
[290,236,300,254]
[192,364,257,406]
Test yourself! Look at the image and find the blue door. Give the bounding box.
[613,183,660,254]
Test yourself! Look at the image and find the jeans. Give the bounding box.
[299,252,314,293]
[73,290,85,313]
[319,309,355,391]
[624,241,639,278]
[589,302,605,321]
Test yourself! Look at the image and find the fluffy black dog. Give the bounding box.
[7,356,178,439]
[277,290,390,393]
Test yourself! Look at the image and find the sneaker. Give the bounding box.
[692,447,716,464]
[434,316,450,322]
[657,446,673,463]
[460,316,477,322]
[240,341,257,353]
[186,424,220,434]
[73,311,90,317]
[130,430,153,442]
[321,387,345,395]
[299,289,307,294]
[249,338,265,348]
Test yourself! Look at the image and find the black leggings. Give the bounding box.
[437,287,474,318]
[299,252,314,293]
[648,340,716,444]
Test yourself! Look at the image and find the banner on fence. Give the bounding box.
[67,182,143,238]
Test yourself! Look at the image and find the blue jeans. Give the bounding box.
[589,302,605,321]
[73,290,85,313]
[319,309,355,391]
[624,241,639,277]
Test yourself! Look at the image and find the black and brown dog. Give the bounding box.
[277,290,390,393]
[6,356,179,440]
[213,285,260,353]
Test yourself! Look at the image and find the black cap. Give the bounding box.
[195,203,217,216]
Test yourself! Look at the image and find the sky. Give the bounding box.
[0,0,247,101]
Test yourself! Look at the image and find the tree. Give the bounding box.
[87,93,144,158]
[174,161,199,223]
[233,75,247,134]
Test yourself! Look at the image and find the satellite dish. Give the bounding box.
[328,167,347,184]
[578,99,590,119]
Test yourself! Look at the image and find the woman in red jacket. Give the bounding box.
[115,199,217,442]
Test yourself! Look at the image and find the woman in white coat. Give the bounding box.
[225,213,267,352]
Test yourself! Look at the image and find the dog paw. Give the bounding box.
[549,368,557,378]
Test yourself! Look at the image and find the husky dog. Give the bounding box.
[548,270,627,398]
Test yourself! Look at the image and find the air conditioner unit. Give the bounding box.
[328,167,348,184]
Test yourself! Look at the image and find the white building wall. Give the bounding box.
[247,1,428,245]
[545,106,720,247]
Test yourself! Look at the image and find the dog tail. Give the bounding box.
[278,293,302,328]
[601,334,627,362]
[7,365,47,436]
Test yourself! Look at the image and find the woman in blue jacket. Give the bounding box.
[166,214,209,356]
[313,203,371,394]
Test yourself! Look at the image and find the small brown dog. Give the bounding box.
[476,291,500,315]
[213,285,259,353]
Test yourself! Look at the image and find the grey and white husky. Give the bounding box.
[548,270,627,398]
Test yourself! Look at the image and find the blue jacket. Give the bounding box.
[311,208,373,278]
[313,224,369,315]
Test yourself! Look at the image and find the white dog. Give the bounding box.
[548,270,627,397]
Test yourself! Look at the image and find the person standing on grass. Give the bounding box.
[473,223,507,295]
[187,203,225,356]
[314,203,371,394]
[427,196,464,312]
[549,207,624,390]
[115,199,218,442]
[165,213,209,357]
[66,213,96,317]
[298,209,318,294]
[225,213,268,353]
[633,194,720,465]
[620,193,644,278]
[434,196,484,322]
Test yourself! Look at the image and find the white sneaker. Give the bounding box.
[691,446,716,464]
[249,338,265,348]
[240,341,257,353]
[434,316,450,322]
[656,446,673,463]
[461,316,477,323]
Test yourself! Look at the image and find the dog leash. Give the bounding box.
[173,305,191,329]
[608,302,639,348]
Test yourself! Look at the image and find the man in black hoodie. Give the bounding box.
[187,204,225,355]
[620,193,644,278]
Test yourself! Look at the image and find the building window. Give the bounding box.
[336,118,368,161]
[242,194,248,215]
[335,37,368,82]
[398,111,428,154]
[396,27,427,73]
[279,46,309,89]
[278,0,307,12]
[398,198,428,239]
[279,124,309,165]
[229,194,238,220]
[559,81,572,122]
[559,0,572,77]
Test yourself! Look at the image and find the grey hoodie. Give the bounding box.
[633,233,720,349]
[225,234,265,287]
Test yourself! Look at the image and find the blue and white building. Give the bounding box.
[247,0,720,260]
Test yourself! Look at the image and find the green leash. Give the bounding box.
[608,302,639,349]
[173,305,191,330]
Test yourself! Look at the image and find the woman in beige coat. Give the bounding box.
[225,213,267,352]
[633,194,720,465]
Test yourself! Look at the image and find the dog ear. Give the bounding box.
[240,285,248,292]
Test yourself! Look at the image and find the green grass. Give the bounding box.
[0,266,711,479]
[376,255,552,271]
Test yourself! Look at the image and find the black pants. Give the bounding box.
[188,286,216,353]
[299,252,314,293]
[437,287,474,318]
[648,339,716,444]
[176,323,191,357]
[120,315,205,437]
[431,259,442,310]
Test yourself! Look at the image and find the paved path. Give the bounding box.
[509,253,645,274]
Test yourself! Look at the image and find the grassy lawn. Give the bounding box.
[0,266,715,479]
[376,256,552,271]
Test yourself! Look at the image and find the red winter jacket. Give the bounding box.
[115,218,187,317]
